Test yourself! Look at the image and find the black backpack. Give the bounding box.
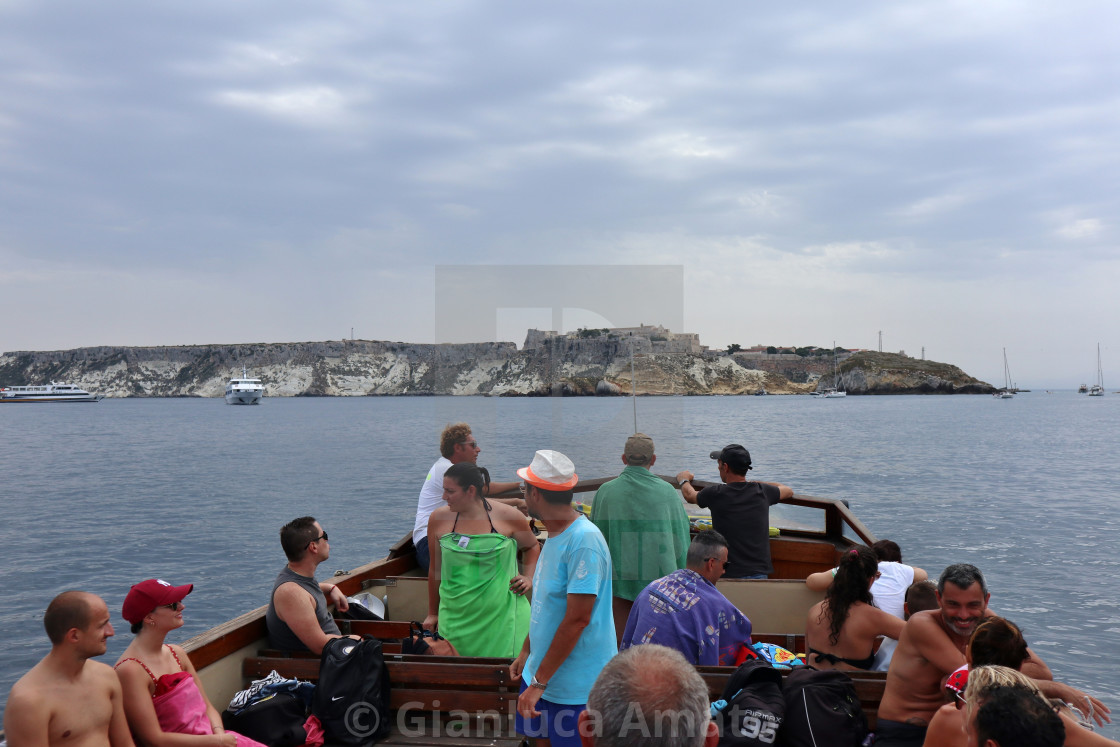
[778,667,868,747]
[712,658,785,746]
[311,636,391,746]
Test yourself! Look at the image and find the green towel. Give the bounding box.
[437,532,530,657]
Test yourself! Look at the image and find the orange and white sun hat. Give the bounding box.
[517,450,578,490]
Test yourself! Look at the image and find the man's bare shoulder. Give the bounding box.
[5,660,118,724]
[8,657,114,693]
[7,666,52,711]
[905,609,943,634]
[894,609,942,654]
[87,659,119,683]
[75,659,121,694]
[4,677,51,744]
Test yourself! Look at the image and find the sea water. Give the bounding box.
[1,393,1118,734]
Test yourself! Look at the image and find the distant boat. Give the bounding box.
[1078,383,1089,394]
[0,382,103,403]
[1088,344,1105,397]
[225,368,264,405]
[820,342,847,398]
[994,348,1014,398]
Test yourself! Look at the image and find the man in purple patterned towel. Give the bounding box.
[619,530,753,666]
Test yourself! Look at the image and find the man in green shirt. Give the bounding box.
[590,433,691,644]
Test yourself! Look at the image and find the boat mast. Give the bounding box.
[1098,343,1104,389]
[630,338,638,432]
[833,341,839,389]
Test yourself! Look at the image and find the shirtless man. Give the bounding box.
[4,591,135,747]
[877,563,1109,747]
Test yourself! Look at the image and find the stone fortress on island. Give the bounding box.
[0,325,994,398]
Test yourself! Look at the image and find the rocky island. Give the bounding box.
[0,327,994,397]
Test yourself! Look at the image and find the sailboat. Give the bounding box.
[1088,344,1104,396]
[820,343,847,398]
[994,349,1014,398]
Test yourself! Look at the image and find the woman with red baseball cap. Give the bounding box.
[114,579,266,747]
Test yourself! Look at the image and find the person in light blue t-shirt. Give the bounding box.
[511,450,616,747]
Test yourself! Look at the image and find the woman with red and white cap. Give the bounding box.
[115,579,265,747]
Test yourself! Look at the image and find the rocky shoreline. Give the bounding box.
[0,341,994,397]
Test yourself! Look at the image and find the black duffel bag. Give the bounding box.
[221,692,308,747]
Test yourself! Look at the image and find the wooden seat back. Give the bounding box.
[241,652,520,743]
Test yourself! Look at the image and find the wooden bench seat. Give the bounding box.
[243,653,524,746]
[243,650,887,739]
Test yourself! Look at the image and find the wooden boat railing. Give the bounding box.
[188,480,872,662]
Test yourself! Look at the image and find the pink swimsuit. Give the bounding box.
[117,647,266,747]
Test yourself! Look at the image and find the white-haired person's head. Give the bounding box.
[965,665,1065,747]
[578,645,717,747]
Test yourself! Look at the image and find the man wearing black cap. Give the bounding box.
[676,445,793,579]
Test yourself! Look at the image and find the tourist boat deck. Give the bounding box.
[182,477,882,745]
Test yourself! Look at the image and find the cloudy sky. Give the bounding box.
[1,1,1117,387]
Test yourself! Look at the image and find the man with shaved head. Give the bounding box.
[4,591,135,747]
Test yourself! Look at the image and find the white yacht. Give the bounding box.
[0,383,104,403]
[225,368,264,405]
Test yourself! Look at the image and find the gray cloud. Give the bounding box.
[1,1,1117,385]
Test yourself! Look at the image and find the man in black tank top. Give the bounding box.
[265,516,349,654]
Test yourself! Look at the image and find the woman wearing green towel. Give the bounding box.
[423,462,539,657]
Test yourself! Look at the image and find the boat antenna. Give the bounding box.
[630,336,638,432]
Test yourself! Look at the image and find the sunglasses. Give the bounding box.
[706,557,730,570]
[161,601,183,612]
[953,690,967,710]
[309,531,328,546]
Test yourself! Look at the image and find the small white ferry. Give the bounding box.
[225,368,264,405]
[0,383,104,403]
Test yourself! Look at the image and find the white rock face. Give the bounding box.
[3,341,988,397]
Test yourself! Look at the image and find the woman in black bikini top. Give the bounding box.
[805,545,905,671]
